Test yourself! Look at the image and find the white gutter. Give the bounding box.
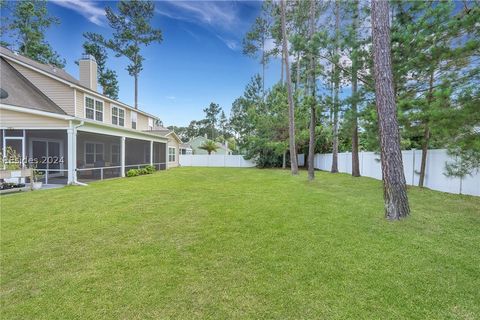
[0,103,74,120]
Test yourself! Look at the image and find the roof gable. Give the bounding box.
[0,58,66,115]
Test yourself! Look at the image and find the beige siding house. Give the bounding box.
[147,127,182,168]
[0,47,169,185]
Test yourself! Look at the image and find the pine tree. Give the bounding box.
[331,0,341,174]
[81,41,119,99]
[84,0,162,109]
[307,0,317,181]
[371,0,410,220]
[281,0,299,175]
[203,103,222,140]
[2,0,65,68]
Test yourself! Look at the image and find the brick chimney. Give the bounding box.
[79,54,97,91]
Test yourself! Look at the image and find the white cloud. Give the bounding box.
[156,1,245,51]
[52,0,106,26]
[157,1,238,30]
[216,35,238,50]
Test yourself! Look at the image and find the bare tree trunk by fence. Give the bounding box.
[351,0,360,177]
[371,0,410,219]
[307,0,317,181]
[281,0,298,175]
[331,0,340,174]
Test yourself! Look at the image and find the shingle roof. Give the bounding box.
[180,143,192,149]
[0,46,80,85]
[0,57,66,115]
[0,46,160,120]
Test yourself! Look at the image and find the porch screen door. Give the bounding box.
[31,140,63,176]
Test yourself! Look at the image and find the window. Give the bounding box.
[85,96,103,121]
[131,111,137,129]
[111,144,120,164]
[168,146,176,162]
[85,97,94,120]
[85,142,104,165]
[148,117,154,130]
[111,106,125,126]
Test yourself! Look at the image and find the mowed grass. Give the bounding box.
[1,168,479,319]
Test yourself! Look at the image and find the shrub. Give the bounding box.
[144,165,156,174]
[126,169,140,177]
[126,165,156,177]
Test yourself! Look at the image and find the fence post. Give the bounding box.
[459,176,463,195]
[361,151,364,175]
[411,149,416,186]
[100,168,104,180]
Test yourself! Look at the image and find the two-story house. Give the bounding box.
[0,46,169,185]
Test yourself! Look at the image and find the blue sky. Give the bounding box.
[4,0,284,126]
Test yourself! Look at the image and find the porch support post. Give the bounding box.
[22,129,26,168]
[2,129,5,161]
[150,140,153,166]
[67,128,75,184]
[73,128,77,182]
[121,136,126,177]
[164,142,168,170]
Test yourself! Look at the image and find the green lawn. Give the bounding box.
[1,168,479,319]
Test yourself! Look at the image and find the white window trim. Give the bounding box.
[148,117,154,130]
[111,105,125,127]
[85,95,104,122]
[83,94,105,122]
[168,146,176,163]
[131,111,138,130]
[84,141,105,165]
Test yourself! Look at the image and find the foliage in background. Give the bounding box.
[80,41,119,100]
[0,0,65,68]
[84,0,162,109]
[198,140,219,155]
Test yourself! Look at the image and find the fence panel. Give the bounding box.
[179,155,256,168]
[313,149,479,196]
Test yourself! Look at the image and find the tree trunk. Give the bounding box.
[418,71,434,187]
[307,0,317,181]
[331,0,340,174]
[134,74,138,109]
[351,0,360,177]
[281,50,285,84]
[296,52,301,92]
[262,37,266,98]
[281,0,298,175]
[418,125,429,187]
[282,149,286,169]
[371,0,410,220]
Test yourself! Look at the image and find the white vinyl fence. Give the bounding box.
[313,149,479,196]
[180,155,256,168]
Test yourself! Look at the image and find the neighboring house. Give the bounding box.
[0,47,169,185]
[180,142,193,155]
[189,135,232,155]
[148,126,182,168]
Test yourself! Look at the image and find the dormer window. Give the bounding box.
[85,96,103,121]
[111,106,125,127]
